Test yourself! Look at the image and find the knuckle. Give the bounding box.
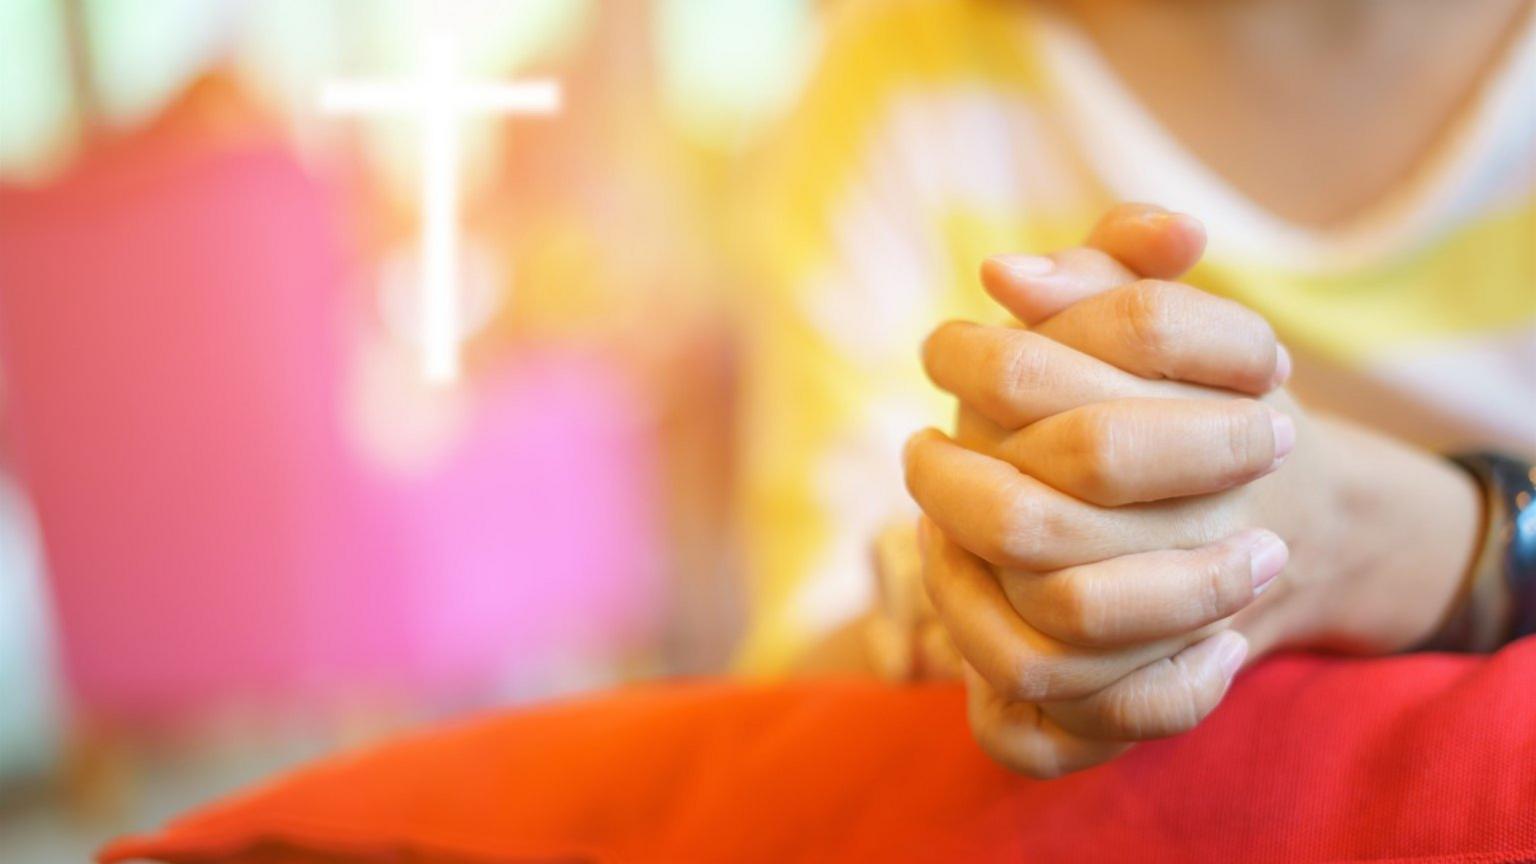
[1217,400,1271,480]
[989,487,1046,567]
[1006,640,1095,703]
[1033,496,1081,564]
[1120,279,1187,361]
[986,336,1048,423]
[1104,660,1205,739]
[1064,407,1129,502]
[1049,573,1112,645]
[1102,685,1161,739]
[1004,651,1051,703]
[995,490,1078,571]
[1214,545,1258,616]
[1193,555,1244,621]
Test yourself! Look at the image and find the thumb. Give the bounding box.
[1087,202,1207,281]
[979,203,1206,325]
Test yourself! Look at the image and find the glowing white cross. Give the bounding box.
[322,30,561,383]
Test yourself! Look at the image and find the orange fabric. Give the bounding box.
[102,644,1536,863]
[102,681,1010,863]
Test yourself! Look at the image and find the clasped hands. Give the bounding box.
[902,204,1325,778]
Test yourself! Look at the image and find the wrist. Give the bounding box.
[1314,417,1482,652]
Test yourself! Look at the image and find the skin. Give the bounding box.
[865,0,1530,778]
[1041,0,1532,226]
[791,0,1526,775]
[902,205,1483,777]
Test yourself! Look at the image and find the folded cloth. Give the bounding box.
[102,640,1536,864]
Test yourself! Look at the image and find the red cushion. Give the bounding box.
[101,640,1536,863]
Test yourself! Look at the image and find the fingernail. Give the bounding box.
[1247,531,1289,594]
[988,254,1054,277]
[1268,411,1295,472]
[1215,632,1249,680]
[1271,343,1293,388]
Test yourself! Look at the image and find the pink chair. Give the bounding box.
[0,129,661,725]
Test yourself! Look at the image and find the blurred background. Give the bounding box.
[4,0,1534,857]
[0,0,822,857]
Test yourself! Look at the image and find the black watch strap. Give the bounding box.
[1440,452,1536,650]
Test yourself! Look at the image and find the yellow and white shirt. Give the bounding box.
[738,0,1536,670]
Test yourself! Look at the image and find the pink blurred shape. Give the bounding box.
[0,131,659,724]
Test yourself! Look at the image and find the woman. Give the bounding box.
[743,0,1535,776]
